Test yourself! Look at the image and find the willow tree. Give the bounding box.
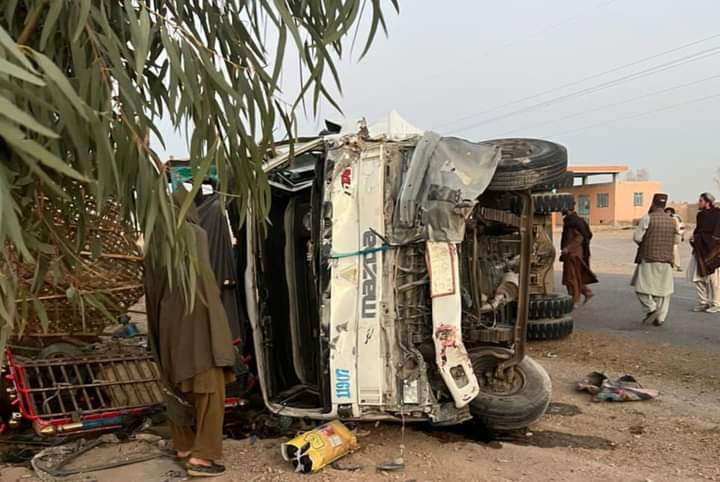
[0,1,398,345]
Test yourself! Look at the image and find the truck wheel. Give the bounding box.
[532,172,575,192]
[529,294,574,320]
[509,193,575,215]
[485,139,568,191]
[469,347,551,431]
[527,315,574,341]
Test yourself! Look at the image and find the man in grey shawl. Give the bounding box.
[631,193,679,326]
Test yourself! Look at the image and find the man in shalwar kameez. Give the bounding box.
[689,192,720,312]
[632,193,679,326]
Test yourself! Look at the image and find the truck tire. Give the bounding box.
[485,139,568,191]
[532,172,575,192]
[532,193,575,214]
[469,347,551,431]
[509,193,575,215]
[527,315,574,341]
[529,294,574,320]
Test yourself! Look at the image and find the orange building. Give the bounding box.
[562,165,662,225]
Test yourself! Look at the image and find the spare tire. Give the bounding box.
[527,315,574,341]
[469,347,551,430]
[485,139,568,191]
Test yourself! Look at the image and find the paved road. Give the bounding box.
[553,229,720,353]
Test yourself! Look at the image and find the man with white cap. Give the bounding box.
[632,193,678,326]
[689,192,720,312]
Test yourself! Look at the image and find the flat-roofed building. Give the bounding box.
[563,165,662,225]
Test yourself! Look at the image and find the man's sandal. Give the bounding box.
[186,462,226,477]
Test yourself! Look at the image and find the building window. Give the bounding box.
[633,192,644,207]
[597,193,609,208]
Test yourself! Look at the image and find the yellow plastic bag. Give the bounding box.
[281,420,358,473]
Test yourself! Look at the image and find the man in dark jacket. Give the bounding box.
[689,192,720,312]
[632,193,678,326]
[561,208,593,267]
[194,179,244,345]
[144,190,236,477]
[560,209,597,305]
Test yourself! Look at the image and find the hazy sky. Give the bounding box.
[157,0,720,203]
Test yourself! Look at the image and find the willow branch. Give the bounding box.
[17,0,49,46]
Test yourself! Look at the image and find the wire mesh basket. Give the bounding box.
[14,197,144,337]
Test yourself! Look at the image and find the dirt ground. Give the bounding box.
[3,228,720,481]
[209,332,720,482]
[3,333,718,482]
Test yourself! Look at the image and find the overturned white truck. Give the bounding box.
[244,118,568,430]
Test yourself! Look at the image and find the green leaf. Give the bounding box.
[73,0,92,42]
[32,299,50,333]
[0,26,36,71]
[15,150,70,200]
[360,0,387,60]
[0,94,59,138]
[0,119,90,182]
[0,57,45,85]
[135,7,151,78]
[30,254,49,293]
[40,0,64,50]
[270,23,287,89]
[176,140,218,229]
[32,50,92,121]
[0,164,32,261]
[82,292,115,324]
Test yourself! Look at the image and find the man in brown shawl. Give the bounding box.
[144,190,236,477]
[560,209,598,305]
[632,193,677,326]
[689,192,720,313]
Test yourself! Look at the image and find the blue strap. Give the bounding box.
[330,245,389,259]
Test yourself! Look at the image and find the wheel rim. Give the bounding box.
[472,351,527,396]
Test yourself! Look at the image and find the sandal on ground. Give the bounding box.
[186,462,226,477]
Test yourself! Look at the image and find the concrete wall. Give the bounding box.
[563,180,662,225]
[564,182,616,225]
[614,181,662,223]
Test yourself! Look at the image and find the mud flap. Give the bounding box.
[426,241,480,408]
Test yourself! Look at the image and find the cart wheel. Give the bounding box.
[37,343,83,359]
